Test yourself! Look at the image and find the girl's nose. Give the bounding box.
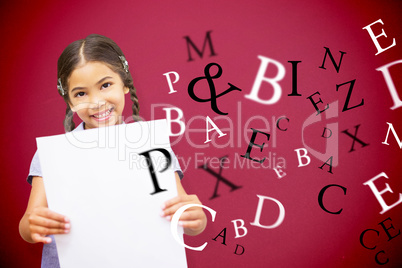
[88,93,106,110]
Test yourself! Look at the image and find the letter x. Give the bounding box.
[199,155,242,199]
[341,124,369,152]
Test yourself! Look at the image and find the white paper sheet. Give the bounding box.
[37,119,187,268]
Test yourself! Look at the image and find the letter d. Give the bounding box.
[250,195,285,229]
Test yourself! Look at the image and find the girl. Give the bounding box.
[19,34,207,267]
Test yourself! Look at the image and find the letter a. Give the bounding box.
[205,116,227,143]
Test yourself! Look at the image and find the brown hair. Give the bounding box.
[57,34,140,132]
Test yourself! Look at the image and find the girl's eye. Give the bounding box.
[101,82,111,89]
[75,92,86,97]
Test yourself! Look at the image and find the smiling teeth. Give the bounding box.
[94,109,111,119]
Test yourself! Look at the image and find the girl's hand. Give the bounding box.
[27,207,70,244]
[161,194,207,236]
[20,176,70,244]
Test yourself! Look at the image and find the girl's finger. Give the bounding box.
[163,194,200,209]
[29,215,70,230]
[31,233,52,244]
[173,210,204,221]
[30,225,70,237]
[178,219,203,230]
[33,207,69,223]
[162,196,187,209]
[162,201,200,217]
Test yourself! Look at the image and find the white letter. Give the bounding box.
[273,165,287,179]
[163,71,180,94]
[363,172,402,214]
[362,19,396,55]
[204,116,227,143]
[171,204,216,251]
[294,148,311,167]
[231,219,248,238]
[163,107,185,136]
[382,122,402,148]
[376,60,402,110]
[245,55,285,105]
[250,195,285,229]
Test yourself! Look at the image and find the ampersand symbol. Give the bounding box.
[188,62,242,115]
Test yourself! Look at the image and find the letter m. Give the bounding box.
[184,30,217,61]
[382,122,402,149]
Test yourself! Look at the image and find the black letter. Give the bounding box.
[276,117,289,131]
[318,184,347,214]
[341,124,369,152]
[379,217,400,241]
[307,91,329,115]
[359,229,379,250]
[322,127,332,138]
[212,228,227,245]
[319,47,346,73]
[184,30,217,61]
[139,148,171,195]
[375,250,389,265]
[336,79,364,112]
[199,156,242,199]
[234,244,245,255]
[288,61,302,96]
[318,156,333,174]
[241,128,270,163]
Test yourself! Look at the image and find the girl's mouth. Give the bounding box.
[92,108,113,121]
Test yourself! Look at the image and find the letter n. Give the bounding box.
[319,47,346,73]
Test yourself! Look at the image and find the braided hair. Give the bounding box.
[57,34,140,132]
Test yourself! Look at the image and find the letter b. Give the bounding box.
[245,55,285,105]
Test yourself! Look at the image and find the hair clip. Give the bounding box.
[119,56,129,73]
[57,78,66,96]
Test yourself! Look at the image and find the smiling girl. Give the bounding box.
[19,34,207,267]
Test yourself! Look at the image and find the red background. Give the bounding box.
[0,0,401,267]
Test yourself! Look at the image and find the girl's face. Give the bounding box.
[67,61,129,129]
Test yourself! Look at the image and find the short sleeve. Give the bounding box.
[27,150,42,185]
[169,148,183,180]
[26,141,184,185]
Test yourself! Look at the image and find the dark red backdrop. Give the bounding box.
[1,0,401,267]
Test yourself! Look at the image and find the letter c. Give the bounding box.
[359,229,379,250]
[375,250,389,265]
[276,117,289,131]
[171,204,216,251]
[318,184,347,214]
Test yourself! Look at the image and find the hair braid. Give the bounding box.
[129,85,141,122]
[64,105,75,132]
